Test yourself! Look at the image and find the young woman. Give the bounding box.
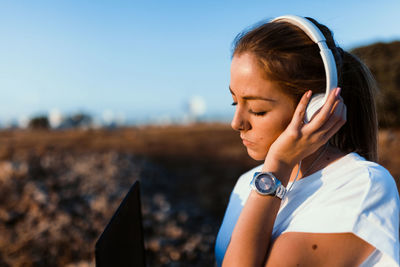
[215,16,400,266]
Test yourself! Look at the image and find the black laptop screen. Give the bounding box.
[95,181,146,267]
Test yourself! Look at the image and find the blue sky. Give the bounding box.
[1,0,399,124]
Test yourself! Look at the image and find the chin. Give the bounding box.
[246,148,267,162]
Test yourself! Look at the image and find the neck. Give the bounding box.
[288,144,342,183]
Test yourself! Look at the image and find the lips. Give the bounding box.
[241,136,254,146]
[242,139,252,146]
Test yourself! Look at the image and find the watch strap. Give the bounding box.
[275,184,286,199]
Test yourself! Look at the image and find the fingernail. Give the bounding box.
[335,87,341,97]
[307,90,312,98]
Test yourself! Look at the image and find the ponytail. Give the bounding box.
[331,50,378,162]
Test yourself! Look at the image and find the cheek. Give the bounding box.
[246,108,295,161]
[256,113,292,146]
[244,122,281,161]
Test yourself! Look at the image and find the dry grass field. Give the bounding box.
[0,123,398,187]
[0,123,399,266]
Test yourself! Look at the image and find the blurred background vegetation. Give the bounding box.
[352,41,400,128]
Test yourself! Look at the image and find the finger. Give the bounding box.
[328,98,343,117]
[319,100,345,135]
[331,97,346,122]
[317,87,341,121]
[290,90,312,129]
[324,93,344,120]
[322,113,346,142]
[308,87,341,130]
[321,102,347,141]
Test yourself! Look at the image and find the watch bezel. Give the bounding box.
[252,172,278,195]
[250,172,286,199]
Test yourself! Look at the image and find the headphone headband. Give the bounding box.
[271,15,338,122]
[272,15,327,43]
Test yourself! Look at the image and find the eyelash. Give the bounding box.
[231,102,267,116]
[250,111,267,116]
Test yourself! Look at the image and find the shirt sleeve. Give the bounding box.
[281,163,400,265]
[353,164,400,265]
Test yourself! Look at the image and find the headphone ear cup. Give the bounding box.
[304,93,325,123]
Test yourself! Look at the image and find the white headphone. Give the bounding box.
[271,15,338,123]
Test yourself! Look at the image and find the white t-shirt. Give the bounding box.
[215,152,400,266]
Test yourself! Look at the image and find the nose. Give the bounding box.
[231,106,249,132]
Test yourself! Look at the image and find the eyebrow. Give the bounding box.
[229,86,276,102]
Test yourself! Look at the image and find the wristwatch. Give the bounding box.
[250,172,286,199]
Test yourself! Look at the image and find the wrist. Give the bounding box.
[262,157,294,187]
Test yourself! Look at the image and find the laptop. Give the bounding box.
[95,181,146,267]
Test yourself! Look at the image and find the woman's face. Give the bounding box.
[230,53,297,161]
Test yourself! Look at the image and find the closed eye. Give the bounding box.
[249,110,267,116]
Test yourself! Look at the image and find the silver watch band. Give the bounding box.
[275,184,286,199]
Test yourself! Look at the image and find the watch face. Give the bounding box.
[255,174,275,194]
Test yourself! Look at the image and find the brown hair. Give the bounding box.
[232,17,378,162]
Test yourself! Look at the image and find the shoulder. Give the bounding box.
[319,152,398,201]
[357,158,399,205]
[358,157,398,195]
[349,154,398,203]
[296,152,400,229]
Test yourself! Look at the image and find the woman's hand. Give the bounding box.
[264,88,347,181]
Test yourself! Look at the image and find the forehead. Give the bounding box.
[230,53,283,97]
